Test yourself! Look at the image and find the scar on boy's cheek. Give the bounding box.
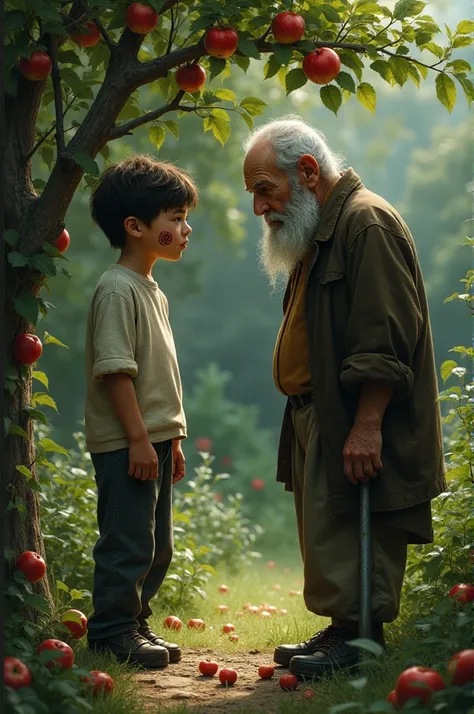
[159,231,173,245]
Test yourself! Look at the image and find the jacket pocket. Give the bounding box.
[319,270,346,286]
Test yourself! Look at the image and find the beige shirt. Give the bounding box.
[85,264,186,453]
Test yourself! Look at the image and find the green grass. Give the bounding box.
[74,565,441,713]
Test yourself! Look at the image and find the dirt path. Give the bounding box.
[134,647,313,713]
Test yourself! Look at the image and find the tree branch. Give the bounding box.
[107,90,186,139]
[25,97,77,162]
[159,0,183,14]
[378,47,444,73]
[166,6,176,55]
[47,35,65,155]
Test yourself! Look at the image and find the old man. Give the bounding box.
[243,116,446,679]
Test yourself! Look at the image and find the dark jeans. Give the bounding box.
[87,440,173,641]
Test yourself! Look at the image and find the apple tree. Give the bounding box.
[3,0,474,608]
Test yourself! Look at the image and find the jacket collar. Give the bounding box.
[313,168,363,244]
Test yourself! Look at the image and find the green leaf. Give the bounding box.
[446,59,472,73]
[32,371,49,389]
[8,424,29,439]
[436,73,456,113]
[453,35,474,49]
[407,64,420,86]
[14,294,40,325]
[273,44,293,67]
[57,50,83,66]
[319,4,341,22]
[27,479,42,493]
[238,37,260,59]
[456,75,474,106]
[199,563,218,576]
[162,120,179,138]
[5,229,19,248]
[393,0,426,20]
[203,115,231,147]
[148,125,166,151]
[421,42,444,58]
[370,60,393,83]
[16,465,32,479]
[338,51,364,80]
[320,85,342,114]
[73,151,100,177]
[285,68,308,94]
[30,253,57,276]
[214,88,237,103]
[349,638,384,657]
[441,360,458,383]
[356,82,377,113]
[70,589,85,602]
[388,56,409,86]
[456,20,474,35]
[8,251,30,268]
[23,593,50,613]
[233,55,250,73]
[239,96,268,117]
[55,580,69,593]
[208,57,227,80]
[32,393,58,411]
[335,71,356,93]
[43,332,69,349]
[264,54,281,79]
[23,407,49,425]
[239,111,254,130]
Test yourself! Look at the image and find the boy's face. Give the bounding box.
[124,206,192,261]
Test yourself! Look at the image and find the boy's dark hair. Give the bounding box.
[90,155,198,249]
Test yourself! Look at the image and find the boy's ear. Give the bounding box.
[124,216,142,238]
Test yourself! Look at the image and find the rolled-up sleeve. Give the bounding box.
[92,292,138,380]
[340,224,423,401]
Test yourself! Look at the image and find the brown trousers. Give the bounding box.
[292,403,408,624]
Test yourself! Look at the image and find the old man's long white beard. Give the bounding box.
[258,179,321,292]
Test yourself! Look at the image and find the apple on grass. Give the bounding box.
[82,671,114,695]
[271,12,305,44]
[395,666,445,707]
[187,618,205,630]
[19,51,52,81]
[164,615,182,631]
[37,639,74,670]
[303,48,341,85]
[448,650,474,686]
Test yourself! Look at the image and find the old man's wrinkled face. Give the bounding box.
[244,141,320,290]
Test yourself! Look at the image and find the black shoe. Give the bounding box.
[88,629,169,669]
[274,626,334,666]
[289,627,360,680]
[137,625,182,663]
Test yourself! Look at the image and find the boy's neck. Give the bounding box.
[117,252,156,281]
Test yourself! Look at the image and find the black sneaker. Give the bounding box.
[289,626,360,679]
[88,629,169,669]
[137,625,182,663]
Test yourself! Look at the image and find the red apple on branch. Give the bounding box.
[56,229,70,253]
[126,3,158,34]
[303,48,341,85]
[19,51,52,81]
[13,335,43,365]
[204,27,239,58]
[70,21,101,48]
[176,64,206,93]
[272,12,305,44]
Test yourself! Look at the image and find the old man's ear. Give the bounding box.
[298,154,320,189]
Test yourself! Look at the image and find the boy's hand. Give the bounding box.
[172,440,186,484]
[128,435,158,481]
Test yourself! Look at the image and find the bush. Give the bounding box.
[37,430,261,611]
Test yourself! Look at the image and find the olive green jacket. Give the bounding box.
[276,169,447,517]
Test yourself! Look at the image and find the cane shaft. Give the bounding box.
[359,480,372,640]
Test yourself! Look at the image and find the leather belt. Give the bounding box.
[288,392,312,410]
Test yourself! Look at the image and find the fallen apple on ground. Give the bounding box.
[229,634,239,642]
[280,673,298,690]
[395,666,445,707]
[199,660,219,676]
[164,615,182,631]
[447,649,474,686]
[448,583,474,605]
[258,665,274,679]
[82,670,114,695]
[222,623,235,634]
[187,618,205,630]
[219,668,238,685]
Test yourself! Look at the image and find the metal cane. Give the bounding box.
[359,480,372,640]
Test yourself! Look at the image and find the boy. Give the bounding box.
[84,155,197,669]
